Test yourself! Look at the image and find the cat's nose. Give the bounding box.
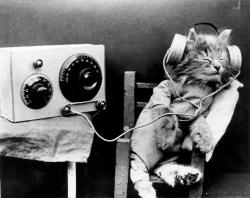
[213,65,221,72]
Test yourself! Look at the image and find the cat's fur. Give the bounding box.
[130,28,237,198]
[169,28,233,87]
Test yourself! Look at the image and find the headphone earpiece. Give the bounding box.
[164,28,242,71]
[227,45,242,70]
[165,34,186,65]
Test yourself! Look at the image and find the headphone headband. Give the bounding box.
[164,23,242,70]
[193,22,219,34]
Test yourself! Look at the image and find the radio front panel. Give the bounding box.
[0,44,105,122]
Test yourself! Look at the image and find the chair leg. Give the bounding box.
[189,146,205,198]
[0,157,2,198]
[114,138,130,198]
[68,162,76,198]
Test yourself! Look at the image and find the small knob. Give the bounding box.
[33,59,43,68]
[61,105,71,115]
[96,100,106,111]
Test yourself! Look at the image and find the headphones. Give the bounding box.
[164,23,242,70]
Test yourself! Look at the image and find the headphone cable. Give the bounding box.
[69,50,240,143]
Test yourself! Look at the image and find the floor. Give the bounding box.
[1,156,250,198]
[2,173,250,197]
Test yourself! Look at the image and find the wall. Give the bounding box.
[0,0,249,197]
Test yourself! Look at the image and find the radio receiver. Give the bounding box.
[0,44,105,122]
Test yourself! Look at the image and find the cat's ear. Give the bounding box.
[219,29,232,44]
[187,28,197,42]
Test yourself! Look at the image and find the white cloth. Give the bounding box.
[0,115,94,162]
[205,80,243,161]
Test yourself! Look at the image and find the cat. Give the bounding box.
[130,28,237,198]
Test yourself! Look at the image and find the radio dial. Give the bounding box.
[21,74,53,109]
[59,53,102,102]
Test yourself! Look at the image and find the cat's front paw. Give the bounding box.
[190,117,214,153]
[192,132,213,153]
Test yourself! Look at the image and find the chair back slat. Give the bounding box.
[123,72,157,138]
[136,82,158,89]
[136,101,147,108]
[135,82,156,113]
[123,71,136,138]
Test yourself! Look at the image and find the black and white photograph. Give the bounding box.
[0,0,248,198]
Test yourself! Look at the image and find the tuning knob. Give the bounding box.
[30,83,50,101]
[78,68,99,91]
[21,74,53,109]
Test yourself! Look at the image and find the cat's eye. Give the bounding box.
[202,58,212,63]
[219,57,224,62]
[201,49,209,57]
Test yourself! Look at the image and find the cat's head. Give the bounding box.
[170,28,237,87]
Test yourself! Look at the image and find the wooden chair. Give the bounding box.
[114,71,205,198]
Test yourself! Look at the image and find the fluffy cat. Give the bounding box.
[130,28,237,198]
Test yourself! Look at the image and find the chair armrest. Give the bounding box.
[189,144,205,198]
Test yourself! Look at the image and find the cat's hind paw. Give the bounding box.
[154,163,202,187]
[175,168,201,186]
[134,181,157,198]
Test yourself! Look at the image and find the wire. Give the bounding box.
[162,49,240,115]
[71,109,195,143]
[70,52,240,143]
[163,50,201,109]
